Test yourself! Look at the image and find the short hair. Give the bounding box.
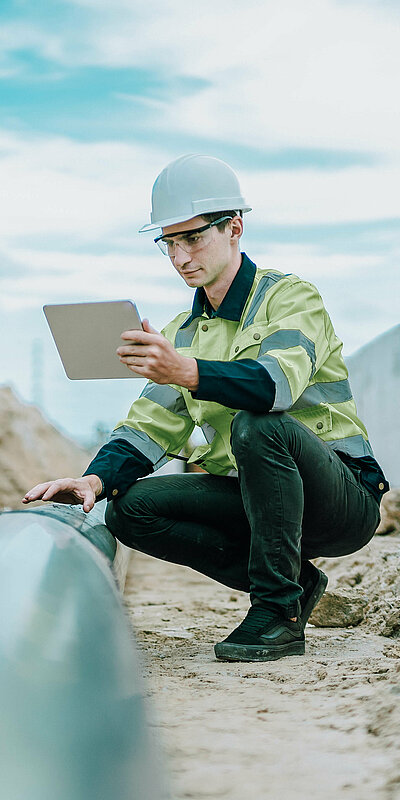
[200,210,243,232]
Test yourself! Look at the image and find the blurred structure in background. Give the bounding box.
[347,324,400,487]
[0,504,167,800]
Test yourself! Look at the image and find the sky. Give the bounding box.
[0,0,399,444]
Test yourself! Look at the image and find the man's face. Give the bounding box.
[161,215,238,289]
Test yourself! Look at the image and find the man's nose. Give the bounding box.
[172,243,191,268]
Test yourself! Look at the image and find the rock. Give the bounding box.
[315,538,400,636]
[309,588,368,627]
[376,488,400,535]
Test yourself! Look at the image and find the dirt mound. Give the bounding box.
[311,530,400,637]
[376,489,400,535]
[0,386,90,510]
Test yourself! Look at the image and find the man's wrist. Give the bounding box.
[179,357,199,392]
[85,474,104,497]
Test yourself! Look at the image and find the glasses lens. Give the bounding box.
[156,238,169,255]
[155,216,233,256]
[180,229,211,253]
[157,229,211,257]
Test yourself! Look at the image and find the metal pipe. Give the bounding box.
[0,504,167,800]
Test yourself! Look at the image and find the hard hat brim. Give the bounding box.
[138,206,252,234]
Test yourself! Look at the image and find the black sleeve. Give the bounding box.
[82,438,153,502]
[335,452,390,504]
[192,358,276,412]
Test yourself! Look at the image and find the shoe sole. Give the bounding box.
[214,640,305,662]
[300,569,328,628]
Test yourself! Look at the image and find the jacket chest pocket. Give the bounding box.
[229,326,265,360]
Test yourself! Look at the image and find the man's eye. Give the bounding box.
[183,234,200,245]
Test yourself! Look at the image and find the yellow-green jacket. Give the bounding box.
[111,254,373,476]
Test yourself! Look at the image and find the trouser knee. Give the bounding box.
[105,483,149,546]
[231,409,286,460]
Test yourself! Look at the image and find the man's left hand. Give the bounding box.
[117,319,199,390]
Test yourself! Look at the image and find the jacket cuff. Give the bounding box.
[82,439,153,502]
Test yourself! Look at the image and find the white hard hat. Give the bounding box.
[138,154,252,232]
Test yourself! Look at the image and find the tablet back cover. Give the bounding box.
[43,300,143,379]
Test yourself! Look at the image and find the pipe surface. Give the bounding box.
[0,505,167,800]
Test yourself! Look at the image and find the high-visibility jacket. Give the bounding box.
[110,265,373,476]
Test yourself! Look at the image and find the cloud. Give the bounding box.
[0,21,64,65]
[250,241,399,354]
[0,250,27,278]
[252,244,382,279]
[1,128,398,260]
[244,164,400,226]
[2,1,399,157]
[0,129,166,239]
[0,246,193,310]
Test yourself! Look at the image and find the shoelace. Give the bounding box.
[234,606,277,636]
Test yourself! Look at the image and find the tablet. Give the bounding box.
[43,300,144,379]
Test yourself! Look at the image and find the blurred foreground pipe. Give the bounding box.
[0,505,167,800]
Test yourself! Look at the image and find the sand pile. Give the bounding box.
[376,488,400,535]
[311,500,400,637]
[0,386,90,510]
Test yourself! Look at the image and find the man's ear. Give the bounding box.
[230,215,243,242]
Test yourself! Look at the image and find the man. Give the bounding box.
[24,154,388,662]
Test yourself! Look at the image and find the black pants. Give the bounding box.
[105,411,380,619]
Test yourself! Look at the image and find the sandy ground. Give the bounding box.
[124,536,400,800]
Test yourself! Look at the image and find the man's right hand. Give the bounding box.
[22,475,103,514]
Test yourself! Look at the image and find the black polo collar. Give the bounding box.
[182,252,257,327]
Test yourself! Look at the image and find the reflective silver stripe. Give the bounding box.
[327,435,374,458]
[291,379,353,410]
[258,354,293,411]
[110,425,168,467]
[243,273,286,328]
[139,383,190,417]
[175,317,200,348]
[258,329,316,377]
[201,422,217,444]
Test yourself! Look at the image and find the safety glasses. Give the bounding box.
[154,216,233,256]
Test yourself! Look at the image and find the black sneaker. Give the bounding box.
[299,561,328,628]
[214,606,305,662]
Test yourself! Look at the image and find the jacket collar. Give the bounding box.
[182,252,257,327]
